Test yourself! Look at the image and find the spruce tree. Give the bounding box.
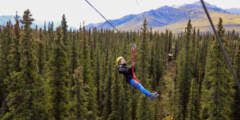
[95,49,103,118]
[119,80,130,120]
[102,50,112,120]
[48,27,69,120]
[37,28,46,75]
[69,32,78,94]
[232,41,240,120]
[137,18,152,120]
[61,14,68,46]
[0,21,12,84]
[1,14,21,117]
[3,9,47,120]
[72,67,87,120]
[176,20,193,120]
[187,78,200,120]
[46,22,54,62]
[8,14,21,72]
[200,18,234,120]
[0,21,13,117]
[186,29,201,120]
[109,64,121,120]
[82,28,97,120]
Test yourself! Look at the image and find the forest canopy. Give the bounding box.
[0,9,239,120]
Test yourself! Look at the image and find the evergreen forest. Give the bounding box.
[0,9,240,120]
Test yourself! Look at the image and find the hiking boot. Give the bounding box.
[149,92,159,101]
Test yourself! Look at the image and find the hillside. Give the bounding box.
[0,16,16,26]
[1,2,240,32]
[86,1,240,32]
[154,11,240,33]
[227,8,240,14]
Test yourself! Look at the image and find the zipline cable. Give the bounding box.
[84,0,119,31]
[200,0,240,92]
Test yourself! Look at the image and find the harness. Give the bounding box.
[132,44,140,84]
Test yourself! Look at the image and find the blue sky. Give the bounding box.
[0,0,239,26]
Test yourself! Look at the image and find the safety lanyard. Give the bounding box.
[132,45,139,83]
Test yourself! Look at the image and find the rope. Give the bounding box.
[132,45,140,84]
[84,0,119,31]
[200,0,240,92]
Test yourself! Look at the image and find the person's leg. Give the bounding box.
[129,78,152,97]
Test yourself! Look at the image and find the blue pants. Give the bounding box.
[129,78,152,97]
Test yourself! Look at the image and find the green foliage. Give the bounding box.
[175,20,193,120]
[0,21,13,116]
[0,11,239,120]
[71,67,87,120]
[8,14,21,73]
[61,14,68,46]
[37,28,46,75]
[200,18,235,120]
[137,18,153,120]
[82,28,97,120]
[47,27,69,120]
[232,43,240,120]
[102,50,113,120]
[2,9,47,120]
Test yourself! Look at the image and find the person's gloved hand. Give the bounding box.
[132,61,135,66]
[132,44,136,51]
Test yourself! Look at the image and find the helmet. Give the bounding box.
[116,56,123,66]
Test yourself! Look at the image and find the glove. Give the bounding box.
[132,61,135,66]
[132,44,136,51]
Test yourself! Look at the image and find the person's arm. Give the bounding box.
[118,65,131,74]
[133,66,136,72]
[132,62,136,72]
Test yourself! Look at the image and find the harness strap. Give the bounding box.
[132,46,140,84]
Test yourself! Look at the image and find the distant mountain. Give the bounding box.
[179,1,228,13]
[1,1,240,32]
[0,15,42,28]
[226,8,240,14]
[86,5,190,30]
[0,16,16,26]
[86,1,240,32]
[154,12,240,33]
[87,15,137,29]
[0,15,61,29]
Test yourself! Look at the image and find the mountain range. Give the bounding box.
[0,16,61,29]
[227,8,240,14]
[86,1,240,32]
[0,16,17,26]
[1,1,240,32]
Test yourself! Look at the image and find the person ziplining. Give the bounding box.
[84,0,159,101]
[116,44,159,101]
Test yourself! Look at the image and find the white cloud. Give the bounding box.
[0,0,239,27]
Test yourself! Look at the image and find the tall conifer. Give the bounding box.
[48,27,69,120]
[201,18,234,120]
